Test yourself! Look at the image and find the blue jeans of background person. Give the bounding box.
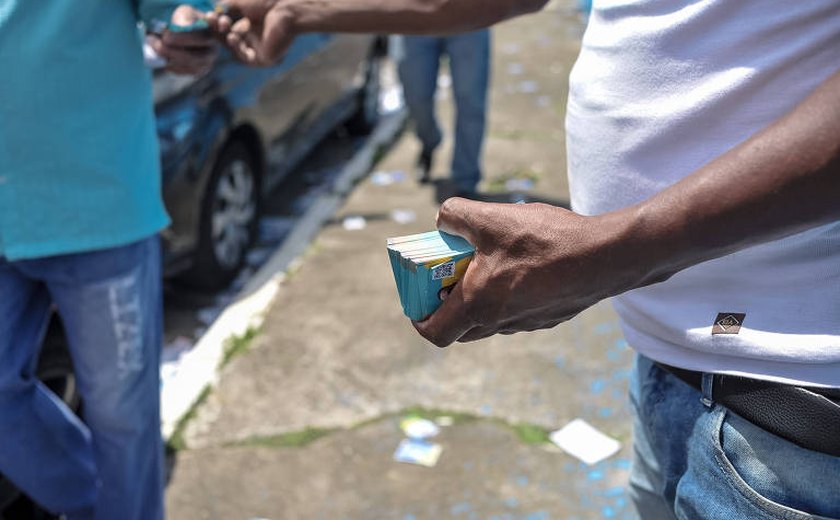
[396,30,490,193]
[629,353,840,519]
[0,236,163,520]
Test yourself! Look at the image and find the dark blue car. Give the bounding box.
[156,32,385,289]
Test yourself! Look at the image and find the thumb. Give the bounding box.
[435,197,494,247]
[260,7,294,62]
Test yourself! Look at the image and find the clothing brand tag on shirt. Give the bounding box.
[712,313,746,335]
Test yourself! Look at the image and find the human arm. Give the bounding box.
[414,69,840,347]
[209,0,548,65]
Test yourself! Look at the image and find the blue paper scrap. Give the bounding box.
[393,439,442,467]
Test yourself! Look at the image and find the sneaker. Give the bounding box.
[415,148,434,184]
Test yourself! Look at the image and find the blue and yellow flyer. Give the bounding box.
[387,231,475,321]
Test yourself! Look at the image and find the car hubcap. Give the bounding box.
[212,159,256,269]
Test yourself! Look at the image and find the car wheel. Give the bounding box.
[37,329,81,414]
[184,141,260,291]
[345,53,382,135]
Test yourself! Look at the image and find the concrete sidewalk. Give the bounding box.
[166,3,637,519]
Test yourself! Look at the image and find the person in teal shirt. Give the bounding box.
[0,2,215,518]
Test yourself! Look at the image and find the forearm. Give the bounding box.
[616,69,840,290]
[273,0,548,35]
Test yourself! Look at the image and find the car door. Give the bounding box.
[301,33,377,122]
[216,34,333,187]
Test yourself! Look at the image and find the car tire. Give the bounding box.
[37,327,81,414]
[345,53,383,136]
[183,141,261,291]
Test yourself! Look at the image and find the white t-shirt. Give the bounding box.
[566,0,840,386]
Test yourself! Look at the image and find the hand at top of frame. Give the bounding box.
[413,198,656,348]
[208,0,295,66]
[147,5,218,75]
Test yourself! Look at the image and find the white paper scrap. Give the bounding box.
[371,170,406,186]
[549,419,620,465]
[380,85,405,114]
[400,417,440,439]
[342,216,367,231]
[519,80,539,94]
[393,439,443,467]
[435,416,454,427]
[507,63,524,75]
[390,209,417,224]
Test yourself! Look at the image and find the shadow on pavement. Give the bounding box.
[433,179,570,208]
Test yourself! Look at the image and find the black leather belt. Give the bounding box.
[656,362,840,457]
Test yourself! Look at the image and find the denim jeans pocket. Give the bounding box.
[712,408,840,520]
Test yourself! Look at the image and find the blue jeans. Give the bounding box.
[0,236,163,520]
[395,31,490,192]
[630,354,840,519]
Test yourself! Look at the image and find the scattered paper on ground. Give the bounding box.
[400,417,440,439]
[549,418,621,465]
[342,216,367,231]
[379,85,404,114]
[371,170,406,186]
[394,439,443,467]
[390,209,416,224]
[519,80,539,93]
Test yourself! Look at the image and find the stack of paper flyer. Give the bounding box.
[387,230,475,321]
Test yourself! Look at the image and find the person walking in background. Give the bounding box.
[0,2,215,519]
[393,30,490,198]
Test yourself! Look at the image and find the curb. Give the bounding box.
[161,109,408,439]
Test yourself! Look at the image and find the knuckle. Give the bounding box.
[437,199,465,229]
[438,197,461,218]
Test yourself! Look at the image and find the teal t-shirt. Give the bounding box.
[0,0,208,260]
